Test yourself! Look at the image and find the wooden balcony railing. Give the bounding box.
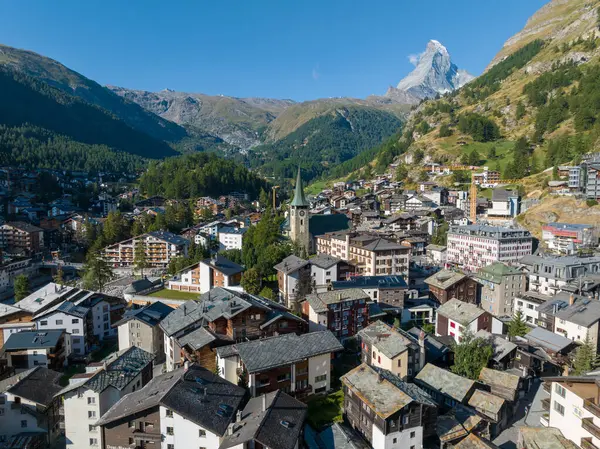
[584,399,600,420]
[582,438,600,449]
[583,417,600,440]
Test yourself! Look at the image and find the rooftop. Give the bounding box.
[357,321,416,359]
[518,427,578,449]
[147,230,189,246]
[304,289,370,313]
[476,262,524,284]
[97,365,246,437]
[415,363,475,403]
[341,364,415,419]
[4,221,43,233]
[274,255,309,275]
[478,367,520,395]
[0,367,62,407]
[3,330,64,351]
[449,224,531,240]
[201,255,245,276]
[331,275,407,290]
[525,327,574,353]
[474,330,517,363]
[453,433,500,449]
[468,390,505,420]
[216,331,343,373]
[406,327,452,364]
[310,253,342,269]
[437,299,485,325]
[113,301,174,328]
[425,269,467,290]
[220,390,307,449]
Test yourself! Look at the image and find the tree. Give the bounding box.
[14,275,30,302]
[432,221,449,246]
[83,251,114,292]
[508,310,529,338]
[395,164,409,182]
[467,149,481,166]
[552,165,560,181]
[259,286,275,300]
[487,146,497,160]
[53,265,65,286]
[134,243,149,278]
[451,329,493,380]
[438,124,452,138]
[421,322,435,334]
[515,101,526,121]
[572,334,596,375]
[241,267,261,294]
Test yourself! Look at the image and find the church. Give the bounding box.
[285,168,350,254]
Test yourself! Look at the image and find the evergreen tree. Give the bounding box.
[134,243,149,278]
[259,286,275,300]
[572,334,596,375]
[241,267,261,294]
[515,101,526,121]
[451,329,493,380]
[508,310,529,338]
[53,265,65,286]
[14,275,30,302]
[83,251,114,292]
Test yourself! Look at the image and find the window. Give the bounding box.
[167,427,174,435]
[397,360,401,367]
[56,320,63,325]
[314,374,327,383]
[168,445,174,449]
[87,397,96,405]
[88,411,96,419]
[72,319,79,324]
[450,322,456,329]
[410,431,416,438]
[277,373,291,382]
[89,425,96,432]
[89,438,98,446]
[199,429,206,437]
[20,420,27,428]
[393,438,397,444]
[553,401,565,416]
[40,321,47,326]
[555,384,566,398]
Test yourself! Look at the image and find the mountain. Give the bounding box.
[108,86,295,150]
[385,40,474,104]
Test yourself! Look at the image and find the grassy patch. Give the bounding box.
[59,364,86,387]
[307,390,344,430]
[305,181,329,196]
[148,288,200,300]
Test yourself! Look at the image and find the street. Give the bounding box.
[492,378,547,449]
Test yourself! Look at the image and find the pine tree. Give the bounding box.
[572,334,596,375]
[83,251,114,292]
[14,275,30,302]
[134,242,149,278]
[508,310,530,338]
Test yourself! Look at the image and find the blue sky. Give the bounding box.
[0,0,548,101]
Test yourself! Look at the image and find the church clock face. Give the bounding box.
[299,210,306,217]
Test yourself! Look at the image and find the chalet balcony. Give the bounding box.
[543,382,551,394]
[541,398,550,411]
[582,438,600,449]
[583,418,600,440]
[585,400,600,420]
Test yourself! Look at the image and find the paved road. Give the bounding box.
[493,378,547,449]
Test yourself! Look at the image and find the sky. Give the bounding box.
[0,0,548,101]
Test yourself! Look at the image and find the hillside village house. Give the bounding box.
[414,363,478,410]
[436,298,492,344]
[216,331,343,398]
[425,269,478,305]
[167,255,244,294]
[160,287,304,371]
[103,230,189,268]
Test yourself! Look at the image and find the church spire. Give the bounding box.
[290,166,309,207]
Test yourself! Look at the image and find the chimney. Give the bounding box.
[236,409,242,422]
[522,365,528,378]
[262,394,267,412]
[184,361,190,372]
[418,330,426,372]
[569,294,575,306]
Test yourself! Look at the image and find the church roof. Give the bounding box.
[290,167,309,207]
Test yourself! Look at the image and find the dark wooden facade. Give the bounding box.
[428,277,478,305]
[101,406,161,449]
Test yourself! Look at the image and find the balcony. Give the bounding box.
[585,400,600,420]
[543,382,551,394]
[583,439,600,449]
[541,398,550,411]
[583,418,600,440]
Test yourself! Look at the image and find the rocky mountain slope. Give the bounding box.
[357,0,600,184]
[385,40,474,104]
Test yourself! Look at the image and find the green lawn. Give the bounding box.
[305,181,329,196]
[148,288,200,300]
[307,390,344,430]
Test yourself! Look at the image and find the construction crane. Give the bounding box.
[272,186,280,210]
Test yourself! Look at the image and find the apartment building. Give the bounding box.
[342,363,438,449]
[485,189,520,219]
[331,275,408,311]
[217,226,247,251]
[520,255,600,296]
[316,231,411,277]
[97,365,246,449]
[167,255,244,294]
[475,262,526,317]
[542,223,597,255]
[425,269,478,305]
[3,330,69,370]
[160,287,304,371]
[447,225,533,272]
[0,221,44,256]
[436,299,492,344]
[545,375,600,448]
[513,291,548,326]
[60,346,154,449]
[357,321,424,380]
[103,230,189,268]
[217,331,343,398]
[0,367,64,445]
[115,301,174,361]
[302,288,370,341]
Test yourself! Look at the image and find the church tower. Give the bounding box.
[290,167,310,254]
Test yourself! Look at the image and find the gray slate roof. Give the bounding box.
[113,301,174,328]
[220,390,308,449]
[357,321,417,359]
[474,330,517,362]
[425,269,466,290]
[177,326,223,350]
[415,363,475,403]
[274,255,309,274]
[216,331,343,373]
[0,367,62,407]
[97,365,246,437]
[437,299,485,325]
[3,330,64,351]
[331,275,407,290]
[305,289,369,313]
[525,327,574,353]
[201,255,245,276]
[407,327,452,364]
[310,254,342,269]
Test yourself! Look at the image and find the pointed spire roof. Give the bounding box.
[290,167,309,207]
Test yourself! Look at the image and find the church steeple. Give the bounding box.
[290,167,309,207]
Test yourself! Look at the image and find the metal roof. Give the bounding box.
[3,330,65,351]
